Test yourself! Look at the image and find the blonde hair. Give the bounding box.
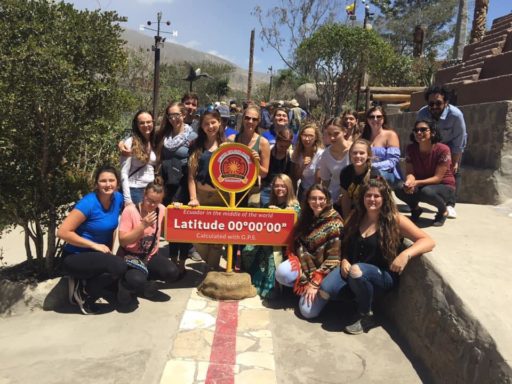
[269,174,299,207]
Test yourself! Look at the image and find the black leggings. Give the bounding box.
[63,252,127,300]
[124,251,179,292]
[395,184,455,214]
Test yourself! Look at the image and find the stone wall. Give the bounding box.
[387,101,512,205]
[380,254,512,384]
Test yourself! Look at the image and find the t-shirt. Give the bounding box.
[406,142,455,189]
[317,147,350,200]
[339,165,380,200]
[64,191,124,254]
[118,203,165,257]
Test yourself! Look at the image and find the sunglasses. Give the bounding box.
[368,115,383,120]
[413,127,430,133]
[428,100,444,107]
[244,116,259,122]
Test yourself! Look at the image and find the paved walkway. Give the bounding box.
[1,201,511,383]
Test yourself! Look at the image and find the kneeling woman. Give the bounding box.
[327,178,434,334]
[395,120,455,227]
[275,184,343,318]
[117,180,179,302]
[58,165,127,315]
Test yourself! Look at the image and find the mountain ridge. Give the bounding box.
[121,29,269,92]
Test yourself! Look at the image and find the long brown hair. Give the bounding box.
[362,106,390,141]
[188,111,225,174]
[131,110,155,163]
[155,101,187,161]
[293,184,332,242]
[292,121,323,162]
[342,178,400,263]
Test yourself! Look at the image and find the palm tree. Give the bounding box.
[470,0,490,44]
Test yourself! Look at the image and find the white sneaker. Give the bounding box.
[446,206,457,219]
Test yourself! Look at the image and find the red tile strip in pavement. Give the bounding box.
[205,301,239,384]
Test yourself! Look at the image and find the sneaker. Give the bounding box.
[344,313,375,335]
[410,207,423,222]
[73,280,97,315]
[433,212,447,227]
[446,205,457,219]
[143,281,159,299]
[82,298,100,315]
[189,248,203,262]
[117,280,133,305]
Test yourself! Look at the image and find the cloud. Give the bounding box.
[135,0,174,4]
[207,50,236,63]
[181,40,201,49]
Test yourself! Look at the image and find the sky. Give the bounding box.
[65,0,512,74]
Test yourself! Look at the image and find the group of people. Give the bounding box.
[56,85,466,334]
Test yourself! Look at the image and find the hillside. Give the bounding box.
[121,29,269,92]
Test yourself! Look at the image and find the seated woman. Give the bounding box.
[339,139,379,220]
[316,117,352,211]
[275,184,343,319]
[361,106,402,187]
[120,110,157,205]
[57,165,127,315]
[117,180,179,303]
[321,178,435,334]
[395,120,455,227]
[243,174,300,299]
[260,128,293,207]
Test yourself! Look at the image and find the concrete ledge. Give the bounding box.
[380,254,512,384]
[0,278,67,316]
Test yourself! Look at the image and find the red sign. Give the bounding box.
[209,143,259,193]
[165,206,296,246]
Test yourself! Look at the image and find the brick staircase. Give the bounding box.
[446,13,512,86]
[411,12,512,110]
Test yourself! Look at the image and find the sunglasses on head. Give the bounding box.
[413,127,429,133]
[428,100,444,107]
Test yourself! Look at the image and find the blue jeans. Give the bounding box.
[275,260,345,319]
[276,262,397,318]
[259,184,271,207]
[129,187,145,204]
[347,263,396,314]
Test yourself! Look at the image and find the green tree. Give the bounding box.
[0,0,128,271]
[369,0,458,56]
[296,23,397,116]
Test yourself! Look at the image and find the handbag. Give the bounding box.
[161,157,184,185]
[122,206,160,275]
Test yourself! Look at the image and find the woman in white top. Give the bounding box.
[120,110,157,205]
[316,117,352,209]
[291,121,324,201]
